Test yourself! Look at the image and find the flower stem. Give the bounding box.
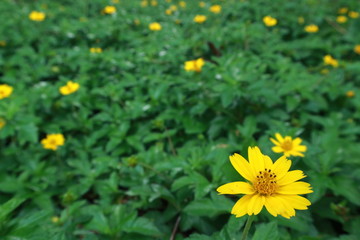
[241,215,255,240]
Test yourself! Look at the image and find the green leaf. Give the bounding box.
[252,222,279,240]
[0,195,27,222]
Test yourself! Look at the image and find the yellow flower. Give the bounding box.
[354,45,360,54]
[263,16,277,27]
[59,81,80,95]
[199,2,205,7]
[298,16,304,24]
[217,146,312,218]
[149,22,162,31]
[0,84,13,99]
[184,58,205,72]
[304,24,319,33]
[323,55,339,68]
[41,134,65,151]
[179,1,186,8]
[151,0,158,6]
[166,0,172,2]
[194,15,207,23]
[348,11,359,18]
[210,5,221,14]
[346,90,355,98]
[336,16,347,23]
[320,68,329,75]
[112,0,120,3]
[338,7,348,14]
[0,40,6,47]
[29,11,46,22]
[134,19,141,25]
[165,9,173,15]
[90,47,102,53]
[169,5,177,11]
[141,0,148,7]
[270,133,307,157]
[51,216,60,223]
[103,6,116,14]
[0,118,6,129]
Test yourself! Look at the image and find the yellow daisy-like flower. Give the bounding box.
[304,24,319,33]
[184,58,205,72]
[179,1,186,8]
[199,2,206,7]
[348,11,359,18]
[193,15,207,24]
[217,146,312,218]
[209,5,221,14]
[103,6,116,14]
[323,55,339,68]
[90,47,102,53]
[263,16,277,27]
[59,81,80,95]
[41,134,65,151]
[336,16,347,23]
[346,90,355,98]
[149,22,162,31]
[354,45,360,54]
[0,84,13,100]
[270,133,307,157]
[338,7,348,14]
[151,0,158,6]
[29,11,46,21]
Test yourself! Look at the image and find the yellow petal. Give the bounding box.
[293,137,302,145]
[272,156,291,179]
[277,170,306,185]
[263,155,274,170]
[248,146,265,174]
[294,145,307,152]
[277,195,296,218]
[264,195,282,217]
[217,182,255,195]
[231,194,253,217]
[270,137,280,146]
[277,181,313,194]
[275,133,284,143]
[280,195,311,210]
[229,153,255,181]
[247,194,265,215]
[272,146,284,153]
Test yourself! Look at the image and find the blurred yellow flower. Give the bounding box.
[0,118,6,129]
[134,19,141,25]
[103,6,116,14]
[151,0,158,6]
[354,45,360,54]
[51,216,60,223]
[59,81,80,95]
[338,7,348,14]
[346,90,355,98]
[149,22,162,31]
[323,55,339,68]
[90,47,102,53]
[0,40,6,47]
[0,84,13,99]
[210,5,221,14]
[217,146,312,218]
[298,16,304,24]
[336,16,347,23]
[165,9,173,15]
[194,15,207,23]
[112,0,120,3]
[179,1,186,8]
[199,2,206,7]
[263,16,277,27]
[29,11,46,21]
[304,24,319,33]
[184,58,205,72]
[166,0,172,2]
[169,5,177,11]
[320,69,329,75]
[348,11,359,18]
[270,133,307,157]
[41,134,65,151]
[141,0,148,7]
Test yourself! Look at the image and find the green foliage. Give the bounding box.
[0,0,359,239]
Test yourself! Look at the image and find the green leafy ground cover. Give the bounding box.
[0,0,360,239]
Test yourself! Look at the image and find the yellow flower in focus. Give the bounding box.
[41,134,65,151]
[90,47,102,53]
[270,133,307,157]
[354,45,360,54]
[346,90,355,98]
[59,81,80,95]
[29,11,46,22]
[199,2,206,7]
[348,11,359,18]
[338,7,348,14]
[151,0,158,6]
[210,5,221,14]
[0,84,13,100]
[194,15,207,23]
[184,58,205,72]
[0,40,6,47]
[323,55,339,68]
[336,16,347,23]
[0,118,6,129]
[179,1,186,8]
[217,146,312,218]
[149,22,162,31]
[298,16,304,24]
[263,16,277,27]
[103,6,116,14]
[304,24,319,33]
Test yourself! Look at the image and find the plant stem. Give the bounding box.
[241,215,255,240]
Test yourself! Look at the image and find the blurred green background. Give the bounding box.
[0,0,360,239]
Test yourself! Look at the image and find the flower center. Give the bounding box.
[281,140,293,151]
[253,168,277,195]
